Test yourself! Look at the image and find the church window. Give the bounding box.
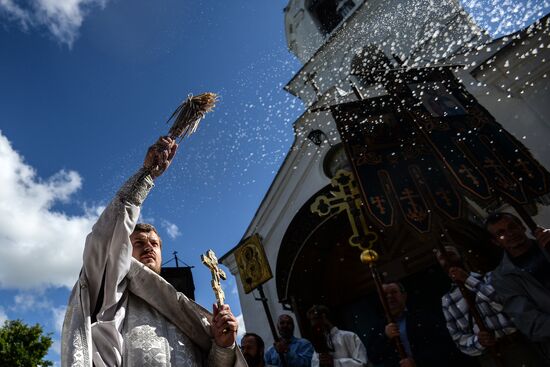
[307,0,356,35]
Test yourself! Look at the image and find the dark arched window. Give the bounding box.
[307,0,356,35]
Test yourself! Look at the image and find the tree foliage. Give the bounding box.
[0,319,53,367]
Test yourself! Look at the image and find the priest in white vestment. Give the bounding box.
[307,305,368,367]
[61,136,246,367]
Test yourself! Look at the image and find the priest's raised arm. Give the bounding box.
[61,136,245,367]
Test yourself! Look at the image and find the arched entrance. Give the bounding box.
[275,184,497,344]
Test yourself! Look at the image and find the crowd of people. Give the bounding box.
[60,136,550,367]
[241,307,367,367]
[242,212,550,367]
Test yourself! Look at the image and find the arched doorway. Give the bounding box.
[275,183,497,345]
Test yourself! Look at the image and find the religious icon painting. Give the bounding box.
[408,82,467,117]
[234,234,273,294]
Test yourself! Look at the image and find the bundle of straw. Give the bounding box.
[167,92,218,139]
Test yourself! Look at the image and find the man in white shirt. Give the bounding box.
[61,136,245,367]
[306,305,368,367]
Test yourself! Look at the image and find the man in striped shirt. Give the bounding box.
[437,245,544,366]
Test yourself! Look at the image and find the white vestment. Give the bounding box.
[311,327,368,367]
[61,169,245,367]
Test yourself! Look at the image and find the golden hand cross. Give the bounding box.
[201,249,227,306]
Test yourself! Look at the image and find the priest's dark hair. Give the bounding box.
[242,333,265,352]
[382,281,406,294]
[484,212,522,231]
[306,304,331,320]
[133,223,162,247]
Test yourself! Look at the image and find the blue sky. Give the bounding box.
[0,0,301,363]
[0,0,548,365]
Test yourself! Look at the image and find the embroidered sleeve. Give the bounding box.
[83,167,154,320]
[208,342,236,367]
[116,168,155,206]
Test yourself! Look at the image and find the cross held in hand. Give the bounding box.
[201,249,227,306]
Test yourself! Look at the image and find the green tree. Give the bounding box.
[0,319,53,367]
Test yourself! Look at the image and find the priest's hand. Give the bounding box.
[385,323,400,339]
[535,227,550,248]
[212,304,238,348]
[274,339,290,354]
[399,357,416,367]
[448,267,468,284]
[478,331,496,347]
[143,136,178,179]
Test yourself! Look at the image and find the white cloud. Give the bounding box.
[0,307,8,324]
[0,131,100,289]
[52,306,66,333]
[0,0,31,27]
[51,338,62,357]
[236,313,246,340]
[0,0,108,46]
[46,306,67,357]
[138,212,156,226]
[161,220,182,240]
[13,292,52,311]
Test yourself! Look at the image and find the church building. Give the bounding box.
[220,0,550,348]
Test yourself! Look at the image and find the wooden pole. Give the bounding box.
[360,250,407,360]
[255,285,288,367]
[371,264,407,359]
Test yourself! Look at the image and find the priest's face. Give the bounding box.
[277,315,295,339]
[487,216,530,258]
[241,335,264,367]
[436,246,463,269]
[382,283,407,318]
[130,230,162,274]
[307,311,328,332]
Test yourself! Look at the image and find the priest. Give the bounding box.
[61,136,245,367]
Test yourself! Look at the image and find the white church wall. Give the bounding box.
[285,0,327,64]
[461,24,550,224]
[223,111,341,345]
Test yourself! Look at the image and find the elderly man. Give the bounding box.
[366,282,477,367]
[437,245,544,366]
[265,314,314,367]
[61,136,244,367]
[306,305,367,367]
[241,333,266,367]
[486,212,550,362]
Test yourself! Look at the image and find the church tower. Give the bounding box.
[283,0,488,104]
